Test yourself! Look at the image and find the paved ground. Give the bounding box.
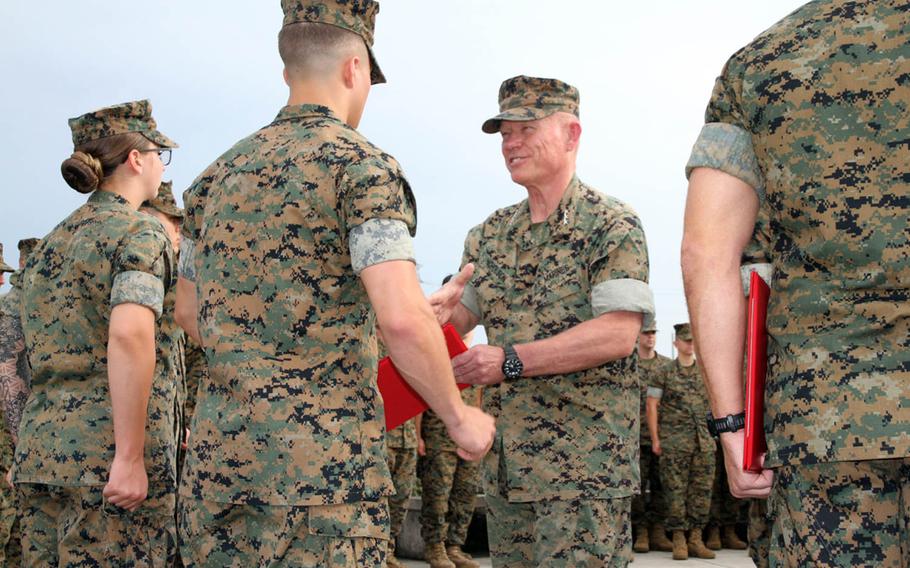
[401,549,755,567]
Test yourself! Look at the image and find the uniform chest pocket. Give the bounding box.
[533,266,587,308]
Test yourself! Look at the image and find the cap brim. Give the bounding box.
[143,130,179,149]
[481,107,557,134]
[368,46,386,85]
[0,263,14,273]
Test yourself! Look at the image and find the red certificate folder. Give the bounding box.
[378,323,470,431]
[743,271,770,472]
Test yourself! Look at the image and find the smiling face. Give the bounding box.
[499,114,576,187]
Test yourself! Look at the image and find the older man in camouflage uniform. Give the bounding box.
[647,323,715,560]
[683,1,910,565]
[632,323,673,554]
[0,238,39,566]
[175,2,494,566]
[432,76,654,567]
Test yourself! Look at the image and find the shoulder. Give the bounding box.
[473,201,526,239]
[576,182,643,232]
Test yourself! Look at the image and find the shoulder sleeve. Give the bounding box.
[458,224,484,319]
[589,207,654,326]
[111,222,172,319]
[341,152,417,236]
[686,54,765,200]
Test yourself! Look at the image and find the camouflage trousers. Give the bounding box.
[386,446,416,544]
[768,458,910,567]
[18,482,176,567]
[659,444,715,531]
[0,481,21,567]
[177,497,388,567]
[417,447,480,546]
[709,441,743,525]
[631,445,665,527]
[748,498,770,568]
[486,493,632,568]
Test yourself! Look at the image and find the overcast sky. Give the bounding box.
[0,1,804,354]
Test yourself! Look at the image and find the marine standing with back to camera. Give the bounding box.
[683,1,910,565]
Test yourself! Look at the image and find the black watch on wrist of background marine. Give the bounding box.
[501,344,523,380]
[706,412,746,438]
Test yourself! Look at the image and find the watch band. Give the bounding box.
[706,412,746,438]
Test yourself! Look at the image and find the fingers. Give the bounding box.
[456,447,484,462]
[450,263,475,288]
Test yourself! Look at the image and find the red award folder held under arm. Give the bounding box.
[744,271,770,472]
[377,323,470,431]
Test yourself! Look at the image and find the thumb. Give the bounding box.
[450,264,475,288]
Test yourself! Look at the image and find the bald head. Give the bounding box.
[279,22,368,81]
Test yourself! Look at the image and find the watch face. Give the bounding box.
[503,357,522,379]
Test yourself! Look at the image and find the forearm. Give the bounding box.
[682,167,758,417]
[646,398,660,444]
[108,307,156,460]
[516,311,641,377]
[449,303,479,337]
[0,317,29,443]
[362,261,466,427]
[175,276,201,344]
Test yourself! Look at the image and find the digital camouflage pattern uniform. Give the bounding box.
[687,1,910,565]
[385,416,417,553]
[647,337,715,533]
[464,76,655,567]
[417,387,481,548]
[631,349,670,531]
[14,99,180,567]
[177,2,414,565]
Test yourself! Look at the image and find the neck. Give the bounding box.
[288,84,349,125]
[638,346,656,359]
[525,166,575,223]
[678,353,695,367]
[99,181,144,211]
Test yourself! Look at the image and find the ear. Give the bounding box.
[342,54,361,89]
[565,121,582,152]
[283,67,291,87]
[125,148,144,174]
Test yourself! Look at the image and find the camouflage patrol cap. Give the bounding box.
[143,181,184,219]
[281,0,386,85]
[641,321,658,333]
[17,238,41,259]
[482,75,580,134]
[68,100,178,149]
[674,323,693,341]
[0,244,14,273]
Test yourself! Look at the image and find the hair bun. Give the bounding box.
[61,151,104,193]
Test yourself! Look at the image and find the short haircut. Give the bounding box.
[278,22,366,79]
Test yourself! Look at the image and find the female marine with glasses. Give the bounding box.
[11,100,181,565]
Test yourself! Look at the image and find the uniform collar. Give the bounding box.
[507,175,581,248]
[273,104,342,124]
[88,190,131,208]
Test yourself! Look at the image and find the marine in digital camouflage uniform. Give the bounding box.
[417,385,482,568]
[0,239,38,566]
[647,323,715,560]
[631,323,672,554]
[439,76,655,567]
[684,1,910,565]
[14,100,179,566]
[175,2,494,566]
[385,417,417,567]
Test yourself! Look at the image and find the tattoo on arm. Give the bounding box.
[0,316,30,443]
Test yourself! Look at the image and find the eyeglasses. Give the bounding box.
[139,148,172,166]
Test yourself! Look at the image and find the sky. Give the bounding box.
[0,1,805,355]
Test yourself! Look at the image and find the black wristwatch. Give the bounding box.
[501,345,524,380]
[706,412,746,438]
